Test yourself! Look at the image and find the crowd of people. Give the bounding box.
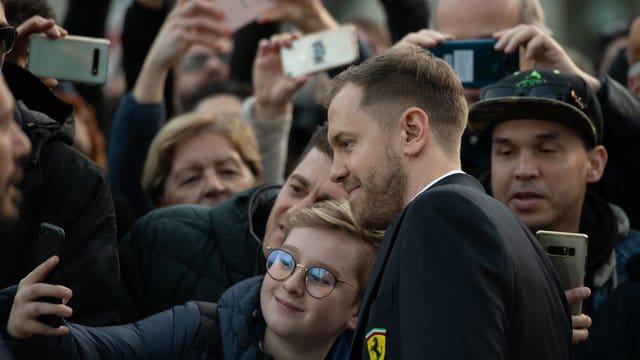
[0,0,639,358]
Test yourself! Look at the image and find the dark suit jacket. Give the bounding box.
[350,173,573,359]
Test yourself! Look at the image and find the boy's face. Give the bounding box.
[260,226,361,346]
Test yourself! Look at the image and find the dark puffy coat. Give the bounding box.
[119,185,280,321]
[0,63,120,326]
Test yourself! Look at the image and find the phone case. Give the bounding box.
[430,38,519,88]
[536,230,588,315]
[280,25,359,78]
[27,34,110,85]
[37,222,65,328]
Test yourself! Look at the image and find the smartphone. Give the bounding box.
[218,0,275,33]
[536,230,588,315]
[280,25,360,78]
[37,222,65,328]
[429,38,518,88]
[26,34,110,85]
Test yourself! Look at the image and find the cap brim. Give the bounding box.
[468,97,597,145]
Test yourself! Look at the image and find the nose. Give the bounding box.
[513,151,539,180]
[329,154,348,184]
[10,120,31,161]
[281,265,306,297]
[202,169,227,200]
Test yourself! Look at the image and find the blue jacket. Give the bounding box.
[0,276,352,359]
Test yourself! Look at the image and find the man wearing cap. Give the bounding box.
[469,68,640,338]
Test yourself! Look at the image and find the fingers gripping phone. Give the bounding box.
[536,230,588,315]
[26,34,110,85]
[280,25,360,78]
[430,38,519,88]
[37,222,65,328]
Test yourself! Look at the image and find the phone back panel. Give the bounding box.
[536,230,588,315]
[280,25,359,78]
[27,35,110,85]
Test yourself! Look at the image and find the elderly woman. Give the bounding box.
[142,112,261,207]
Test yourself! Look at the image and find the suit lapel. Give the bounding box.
[350,209,408,356]
[349,172,484,357]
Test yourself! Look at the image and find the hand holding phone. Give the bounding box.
[536,230,588,315]
[36,222,65,328]
[430,38,519,88]
[280,25,359,78]
[6,255,72,339]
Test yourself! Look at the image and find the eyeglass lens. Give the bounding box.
[266,249,338,299]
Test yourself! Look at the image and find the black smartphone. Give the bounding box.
[430,38,519,88]
[37,222,65,328]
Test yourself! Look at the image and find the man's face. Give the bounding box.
[0,76,31,223]
[262,148,347,254]
[490,119,597,233]
[328,84,407,231]
[260,227,361,345]
[436,0,521,103]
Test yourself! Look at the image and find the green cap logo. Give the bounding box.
[516,70,546,87]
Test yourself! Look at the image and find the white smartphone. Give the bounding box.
[218,0,275,33]
[280,25,360,78]
[536,230,589,315]
[26,34,110,85]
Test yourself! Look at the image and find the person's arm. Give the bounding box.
[593,77,640,226]
[3,257,206,359]
[242,33,308,184]
[107,93,164,218]
[121,0,170,91]
[395,195,510,357]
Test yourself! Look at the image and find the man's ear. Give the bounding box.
[586,145,608,184]
[400,107,429,156]
[346,303,360,331]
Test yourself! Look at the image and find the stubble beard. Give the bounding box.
[353,150,407,231]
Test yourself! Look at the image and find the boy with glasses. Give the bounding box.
[2,200,382,359]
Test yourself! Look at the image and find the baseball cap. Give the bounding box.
[468,69,603,146]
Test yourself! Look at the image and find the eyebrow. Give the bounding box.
[289,174,310,188]
[329,131,349,146]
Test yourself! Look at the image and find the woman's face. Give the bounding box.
[161,131,257,207]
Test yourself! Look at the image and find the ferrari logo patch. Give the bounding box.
[366,328,386,360]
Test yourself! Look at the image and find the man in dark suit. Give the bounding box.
[325,45,573,359]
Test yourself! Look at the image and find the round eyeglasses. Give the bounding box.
[265,247,358,299]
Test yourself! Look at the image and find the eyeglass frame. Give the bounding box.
[0,26,17,55]
[265,246,358,299]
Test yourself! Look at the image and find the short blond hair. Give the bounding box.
[142,112,262,205]
[288,200,384,290]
